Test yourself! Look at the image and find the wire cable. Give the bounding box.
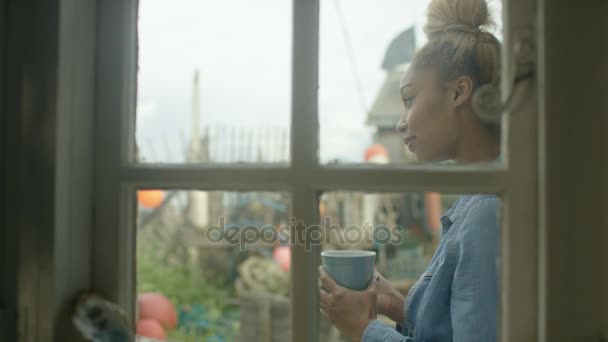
[332,0,368,114]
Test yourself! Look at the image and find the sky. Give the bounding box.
[136,0,500,163]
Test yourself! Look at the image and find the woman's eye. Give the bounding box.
[404,96,415,109]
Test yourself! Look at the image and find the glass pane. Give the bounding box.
[318,191,502,341]
[136,0,291,164]
[136,190,291,341]
[319,0,503,166]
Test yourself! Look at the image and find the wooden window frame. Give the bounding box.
[92,0,540,341]
[4,0,548,341]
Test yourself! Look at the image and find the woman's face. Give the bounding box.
[396,68,462,162]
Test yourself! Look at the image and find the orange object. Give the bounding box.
[424,192,442,233]
[319,201,326,218]
[137,190,165,209]
[364,144,389,163]
[138,293,177,329]
[273,245,291,272]
[137,319,166,339]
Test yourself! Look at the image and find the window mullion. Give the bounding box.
[501,0,539,340]
[314,167,506,193]
[93,0,138,321]
[290,0,320,341]
[119,166,507,193]
[290,186,320,342]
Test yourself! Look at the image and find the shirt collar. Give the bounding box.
[440,195,476,234]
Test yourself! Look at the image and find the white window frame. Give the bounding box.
[92,0,540,341]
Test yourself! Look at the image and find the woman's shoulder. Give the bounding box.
[464,194,499,210]
[448,194,498,221]
[445,194,500,241]
[454,194,500,238]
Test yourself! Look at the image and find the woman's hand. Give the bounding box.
[318,266,377,340]
[375,270,406,325]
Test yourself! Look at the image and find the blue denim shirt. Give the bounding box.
[363,194,500,342]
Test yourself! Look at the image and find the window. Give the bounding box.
[93,1,539,341]
[135,0,292,165]
[318,0,502,165]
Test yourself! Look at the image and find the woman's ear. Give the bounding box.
[451,75,474,107]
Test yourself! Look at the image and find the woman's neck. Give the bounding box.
[454,120,500,164]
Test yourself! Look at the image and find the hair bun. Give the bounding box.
[424,0,494,38]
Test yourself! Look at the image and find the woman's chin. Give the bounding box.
[414,151,446,164]
[404,145,445,164]
[412,150,430,163]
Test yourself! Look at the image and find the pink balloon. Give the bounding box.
[273,246,291,272]
[137,319,166,339]
[138,293,177,329]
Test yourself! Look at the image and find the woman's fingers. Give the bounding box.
[318,266,339,292]
[367,275,379,290]
[319,267,342,321]
[320,308,330,322]
[374,269,386,281]
[319,286,331,304]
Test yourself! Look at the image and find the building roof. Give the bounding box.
[381,27,416,71]
[368,26,417,128]
[366,69,404,128]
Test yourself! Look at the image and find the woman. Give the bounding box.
[318,0,501,341]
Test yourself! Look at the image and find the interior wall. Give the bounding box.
[7,0,62,340]
[0,0,11,340]
[540,0,608,339]
[1,0,95,341]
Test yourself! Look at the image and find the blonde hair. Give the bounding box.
[413,0,501,89]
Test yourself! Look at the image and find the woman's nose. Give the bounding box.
[396,118,408,134]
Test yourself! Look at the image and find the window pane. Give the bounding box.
[319,0,503,166]
[318,191,501,341]
[136,0,291,164]
[136,190,291,341]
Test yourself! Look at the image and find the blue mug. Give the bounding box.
[321,250,376,291]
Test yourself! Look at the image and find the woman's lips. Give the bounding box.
[403,136,417,152]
